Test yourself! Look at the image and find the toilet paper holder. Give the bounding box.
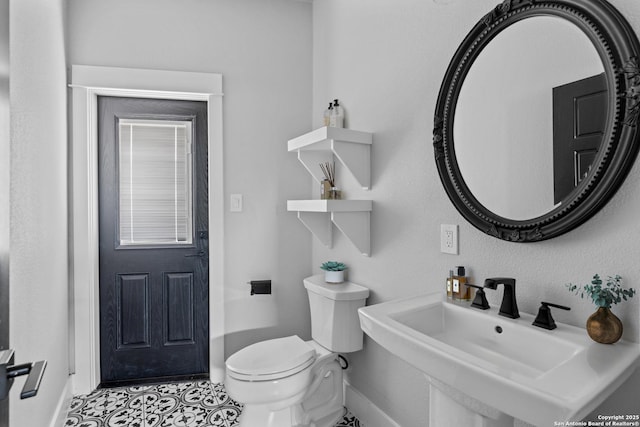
[248,280,271,295]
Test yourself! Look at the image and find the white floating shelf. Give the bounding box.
[288,127,372,190]
[287,199,372,212]
[287,200,372,256]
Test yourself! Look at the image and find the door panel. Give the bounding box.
[98,97,209,386]
[553,73,607,203]
[164,273,195,345]
[117,274,150,349]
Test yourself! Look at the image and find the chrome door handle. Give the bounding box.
[184,250,207,258]
[0,349,47,400]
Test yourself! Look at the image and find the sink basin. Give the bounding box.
[358,293,640,425]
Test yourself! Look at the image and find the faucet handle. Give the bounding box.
[532,302,571,330]
[467,284,490,310]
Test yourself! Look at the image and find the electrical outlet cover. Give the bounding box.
[440,224,458,255]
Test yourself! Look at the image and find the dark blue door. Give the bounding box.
[98,96,209,386]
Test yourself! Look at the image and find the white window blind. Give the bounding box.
[118,119,193,246]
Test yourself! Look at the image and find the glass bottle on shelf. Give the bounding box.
[323,102,333,127]
[329,99,344,128]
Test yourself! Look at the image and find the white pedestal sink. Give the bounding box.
[358,293,640,426]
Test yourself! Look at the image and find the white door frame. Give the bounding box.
[70,65,225,394]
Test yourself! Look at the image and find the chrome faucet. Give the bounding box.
[484,277,519,319]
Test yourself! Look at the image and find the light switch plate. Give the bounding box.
[230,194,243,212]
[441,224,458,254]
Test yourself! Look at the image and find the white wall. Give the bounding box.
[0,0,9,352]
[312,0,640,425]
[9,0,69,425]
[0,0,9,421]
[66,0,314,364]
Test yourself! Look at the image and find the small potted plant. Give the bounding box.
[320,261,347,284]
[566,274,636,344]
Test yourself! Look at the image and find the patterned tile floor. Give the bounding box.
[64,380,362,427]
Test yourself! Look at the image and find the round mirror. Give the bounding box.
[434,0,640,242]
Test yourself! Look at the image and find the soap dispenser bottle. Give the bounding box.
[330,99,344,128]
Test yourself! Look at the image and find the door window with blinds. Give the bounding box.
[118,118,194,246]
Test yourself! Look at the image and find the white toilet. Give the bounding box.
[224,274,369,427]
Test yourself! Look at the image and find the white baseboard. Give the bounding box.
[344,381,401,427]
[49,376,73,427]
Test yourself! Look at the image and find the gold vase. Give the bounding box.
[586,307,623,344]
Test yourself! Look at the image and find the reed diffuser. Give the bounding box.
[319,161,341,199]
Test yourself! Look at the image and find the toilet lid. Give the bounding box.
[226,335,316,380]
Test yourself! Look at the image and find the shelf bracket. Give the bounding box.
[297,212,332,248]
[332,140,371,190]
[331,211,371,256]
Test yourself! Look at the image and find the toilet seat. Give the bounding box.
[226,335,316,381]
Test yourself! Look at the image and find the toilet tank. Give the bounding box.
[304,275,370,353]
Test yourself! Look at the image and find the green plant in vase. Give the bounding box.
[566,274,635,344]
[320,261,347,284]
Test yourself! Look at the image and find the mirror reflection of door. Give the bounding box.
[98,96,209,386]
[552,73,608,204]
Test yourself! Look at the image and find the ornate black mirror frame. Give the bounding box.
[433,0,640,242]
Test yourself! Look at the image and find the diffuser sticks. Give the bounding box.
[319,161,341,199]
[320,161,335,188]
